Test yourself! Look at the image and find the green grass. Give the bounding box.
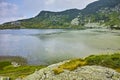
[0,64,45,80]
[85,53,120,68]
[0,56,46,80]
[53,59,86,74]
[53,52,120,74]
[0,61,11,70]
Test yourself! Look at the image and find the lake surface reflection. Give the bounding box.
[0,29,120,65]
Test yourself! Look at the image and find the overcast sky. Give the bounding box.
[0,0,97,24]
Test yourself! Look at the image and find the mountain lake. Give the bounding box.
[0,29,120,65]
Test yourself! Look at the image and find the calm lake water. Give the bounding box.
[0,29,120,65]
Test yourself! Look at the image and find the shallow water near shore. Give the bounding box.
[0,29,120,65]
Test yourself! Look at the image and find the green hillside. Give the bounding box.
[0,0,120,29]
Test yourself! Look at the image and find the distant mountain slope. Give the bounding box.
[82,0,120,14]
[0,0,120,29]
[78,0,120,29]
[35,9,80,21]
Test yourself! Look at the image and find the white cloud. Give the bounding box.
[43,0,98,11]
[0,2,18,17]
[0,1,24,24]
[45,0,55,5]
[65,0,97,9]
[23,0,97,12]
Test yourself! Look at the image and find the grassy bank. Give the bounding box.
[0,65,45,80]
[53,52,120,74]
[0,56,46,80]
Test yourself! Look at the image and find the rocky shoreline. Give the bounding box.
[23,61,120,80]
[1,53,120,80]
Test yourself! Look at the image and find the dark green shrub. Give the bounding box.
[0,61,11,70]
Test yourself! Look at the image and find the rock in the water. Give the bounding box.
[23,62,120,80]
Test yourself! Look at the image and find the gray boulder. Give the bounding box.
[23,61,120,80]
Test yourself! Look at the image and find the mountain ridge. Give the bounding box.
[0,0,120,29]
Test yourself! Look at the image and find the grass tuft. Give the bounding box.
[53,59,86,74]
[53,52,120,74]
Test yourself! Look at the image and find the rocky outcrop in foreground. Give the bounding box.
[23,61,120,80]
